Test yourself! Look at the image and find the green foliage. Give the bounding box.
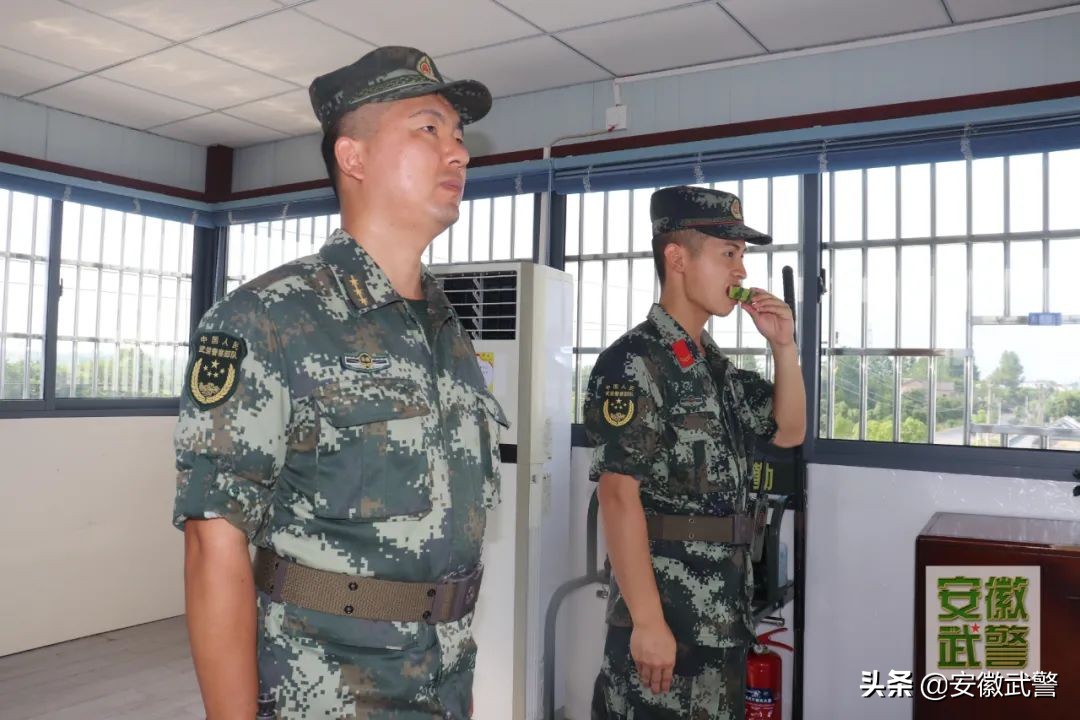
[3,345,179,399]
[901,416,929,443]
[1049,390,1080,420]
[867,418,894,442]
[990,350,1024,389]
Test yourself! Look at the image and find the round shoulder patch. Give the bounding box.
[189,332,247,409]
[601,383,637,428]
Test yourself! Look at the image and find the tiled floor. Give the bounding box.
[0,616,204,719]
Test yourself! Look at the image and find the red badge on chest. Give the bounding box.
[672,339,694,368]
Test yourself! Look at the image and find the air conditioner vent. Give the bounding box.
[435,270,518,340]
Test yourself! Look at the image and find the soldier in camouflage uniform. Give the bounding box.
[587,186,806,719]
[174,46,506,719]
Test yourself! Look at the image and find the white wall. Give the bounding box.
[0,416,184,657]
[231,11,1080,192]
[556,450,1080,720]
[0,94,206,193]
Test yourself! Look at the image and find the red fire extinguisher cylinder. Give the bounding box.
[745,628,793,720]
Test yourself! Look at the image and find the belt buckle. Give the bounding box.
[428,566,484,625]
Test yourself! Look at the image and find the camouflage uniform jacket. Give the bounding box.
[173,230,508,692]
[584,304,777,650]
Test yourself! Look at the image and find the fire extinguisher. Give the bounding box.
[745,628,794,720]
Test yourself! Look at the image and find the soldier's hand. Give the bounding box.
[741,288,795,347]
[630,619,677,694]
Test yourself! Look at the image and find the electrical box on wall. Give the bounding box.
[605,104,628,131]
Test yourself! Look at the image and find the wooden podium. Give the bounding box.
[914,512,1080,719]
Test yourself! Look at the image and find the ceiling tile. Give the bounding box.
[0,0,168,72]
[0,47,82,98]
[558,4,763,76]
[297,0,538,55]
[945,0,1079,23]
[495,0,690,32]
[188,10,374,86]
[28,75,204,129]
[101,46,296,109]
[66,0,281,41]
[153,112,288,147]
[226,90,321,136]
[720,0,950,51]
[436,35,610,98]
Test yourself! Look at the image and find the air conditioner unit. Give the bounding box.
[431,261,573,720]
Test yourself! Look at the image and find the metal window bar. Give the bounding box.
[19,198,36,397]
[928,163,938,445]
[487,198,494,261]
[860,169,869,440]
[894,168,903,442]
[152,235,165,397]
[826,172,836,438]
[0,190,11,399]
[133,212,147,396]
[574,199,585,422]
[69,206,84,397]
[112,214,126,396]
[1039,153,1052,448]
[766,177,774,379]
[625,192,634,334]
[466,199,474,262]
[1042,151,1051,313]
[91,209,105,398]
[508,194,517,262]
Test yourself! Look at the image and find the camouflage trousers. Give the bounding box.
[591,626,748,720]
[256,593,475,719]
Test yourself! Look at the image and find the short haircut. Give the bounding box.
[319,103,390,201]
[651,229,706,286]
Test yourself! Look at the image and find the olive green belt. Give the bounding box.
[253,548,482,624]
[646,514,755,545]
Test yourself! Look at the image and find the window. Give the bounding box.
[820,151,1080,451]
[225,195,535,293]
[429,194,535,265]
[226,214,339,293]
[0,190,51,400]
[56,203,194,399]
[564,177,802,421]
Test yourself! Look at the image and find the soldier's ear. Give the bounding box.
[664,242,686,276]
[335,135,365,184]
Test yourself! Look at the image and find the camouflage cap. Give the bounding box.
[309,46,492,133]
[650,185,771,245]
